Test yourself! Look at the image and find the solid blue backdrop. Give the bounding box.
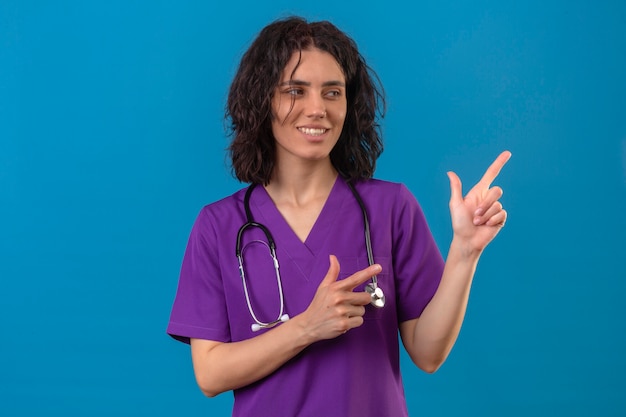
[1,0,625,416]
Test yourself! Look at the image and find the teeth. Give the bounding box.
[299,127,327,136]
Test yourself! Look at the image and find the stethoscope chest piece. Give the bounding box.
[237,181,386,332]
[365,282,385,308]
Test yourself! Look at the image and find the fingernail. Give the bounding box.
[373,264,382,273]
[473,217,481,225]
[474,208,483,216]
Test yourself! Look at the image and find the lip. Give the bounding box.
[297,126,331,140]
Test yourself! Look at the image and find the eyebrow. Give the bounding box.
[278,79,346,87]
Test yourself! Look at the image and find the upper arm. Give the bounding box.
[190,338,225,396]
[190,338,223,369]
[167,208,232,344]
[390,184,444,322]
[398,317,418,357]
[190,338,223,358]
[399,317,442,373]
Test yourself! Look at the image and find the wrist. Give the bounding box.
[287,312,318,347]
[449,236,483,263]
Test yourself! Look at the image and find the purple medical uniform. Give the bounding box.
[167,177,444,417]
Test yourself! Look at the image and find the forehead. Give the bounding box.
[280,48,345,82]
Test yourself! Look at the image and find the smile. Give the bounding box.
[298,127,328,136]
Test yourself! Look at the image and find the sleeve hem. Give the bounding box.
[166,322,230,345]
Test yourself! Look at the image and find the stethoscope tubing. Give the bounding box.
[236,180,385,332]
[345,180,378,287]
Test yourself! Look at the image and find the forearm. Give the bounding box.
[401,237,482,372]
[191,315,314,396]
[191,258,380,395]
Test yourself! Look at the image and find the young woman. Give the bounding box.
[167,16,510,416]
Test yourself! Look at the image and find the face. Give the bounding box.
[270,48,347,168]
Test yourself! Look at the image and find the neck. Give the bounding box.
[265,161,338,207]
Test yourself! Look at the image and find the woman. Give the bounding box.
[167,16,510,416]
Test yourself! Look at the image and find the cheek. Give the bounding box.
[273,98,298,124]
[334,108,347,126]
[333,100,347,121]
[270,96,282,119]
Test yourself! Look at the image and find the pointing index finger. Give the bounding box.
[478,150,512,187]
[339,264,382,291]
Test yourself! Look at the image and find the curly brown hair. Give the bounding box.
[226,16,385,184]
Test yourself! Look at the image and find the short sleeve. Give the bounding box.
[393,184,445,322]
[166,208,231,344]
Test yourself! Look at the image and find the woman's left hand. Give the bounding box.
[447,151,511,254]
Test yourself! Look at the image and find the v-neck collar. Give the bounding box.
[249,176,352,281]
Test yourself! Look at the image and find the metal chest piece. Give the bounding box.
[365,282,385,308]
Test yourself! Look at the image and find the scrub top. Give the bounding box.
[167,177,444,417]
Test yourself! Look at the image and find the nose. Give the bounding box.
[305,94,326,118]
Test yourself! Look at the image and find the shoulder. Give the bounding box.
[191,187,249,233]
[351,178,426,222]
[198,187,248,216]
[352,178,414,202]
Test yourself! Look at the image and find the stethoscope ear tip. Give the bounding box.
[251,314,290,332]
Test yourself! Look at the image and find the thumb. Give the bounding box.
[447,171,463,206]
[321,255,340,285]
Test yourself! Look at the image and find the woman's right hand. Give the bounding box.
[190,255,381,397]
[298,255,381,341]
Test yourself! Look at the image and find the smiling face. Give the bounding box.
[270,48,347,170]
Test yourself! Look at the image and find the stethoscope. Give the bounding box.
[236,180,385,332]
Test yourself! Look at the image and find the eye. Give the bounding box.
[284,88,304,96]
[325,89,343,99]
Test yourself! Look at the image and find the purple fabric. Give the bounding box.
[167,177,444,416]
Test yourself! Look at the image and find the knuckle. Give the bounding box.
[335,306,349,317]
[333,293,349,305]
[338,318,351,332]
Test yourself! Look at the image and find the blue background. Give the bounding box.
[1,0,625,415]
